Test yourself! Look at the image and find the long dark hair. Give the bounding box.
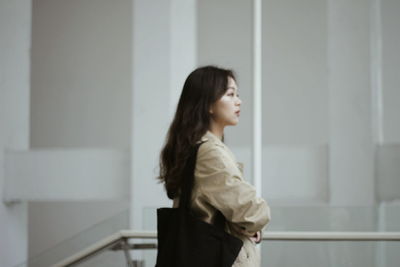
[158,65,236,199]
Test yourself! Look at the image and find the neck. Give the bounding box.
[209,120,224,140]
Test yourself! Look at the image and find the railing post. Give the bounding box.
[121,239,134,267]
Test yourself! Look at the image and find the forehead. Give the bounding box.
[227,77,238,91]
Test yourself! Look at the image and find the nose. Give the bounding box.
[236,96,242,106]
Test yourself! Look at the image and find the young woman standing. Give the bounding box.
[159,65,270,267]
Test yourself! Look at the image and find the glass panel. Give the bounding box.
[142,238,157,267]
[266,206,376,232]
[261,241,400,267]
[261,205,400,267]
[143,207,158,266]
[265,205,400,232]
[73,249,127,267]
[18,209,129,267]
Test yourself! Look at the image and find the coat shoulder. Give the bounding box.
[197,140,228,161]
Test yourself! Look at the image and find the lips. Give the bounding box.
[235,110,240,116]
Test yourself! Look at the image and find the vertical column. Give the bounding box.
[253,0,262,197]
[169,0,197,116]
[0,0,31,266]
[370,0,383,145]
[328,0,375,206]
[130,0,197,230]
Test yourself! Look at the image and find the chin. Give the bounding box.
[229,120,239,126]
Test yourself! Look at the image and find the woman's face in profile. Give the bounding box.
[210,77,242,127]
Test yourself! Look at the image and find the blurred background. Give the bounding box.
[1,0,399,266]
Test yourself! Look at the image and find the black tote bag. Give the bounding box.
[155,142,243,267]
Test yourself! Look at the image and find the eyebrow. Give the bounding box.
[226,87,239,95]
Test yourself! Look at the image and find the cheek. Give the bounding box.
[218,97,233,108]
[213,97,235,120]
[215,101,230,115]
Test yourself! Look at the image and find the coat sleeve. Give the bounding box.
[195,144,271,236]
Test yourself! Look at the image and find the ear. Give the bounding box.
[209,107,214,114]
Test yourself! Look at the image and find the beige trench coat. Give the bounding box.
[173,131,271,267]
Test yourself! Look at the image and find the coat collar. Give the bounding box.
[198,130,244,174]
[199,130,224,146]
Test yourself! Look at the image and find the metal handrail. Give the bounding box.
[52,230,400,267]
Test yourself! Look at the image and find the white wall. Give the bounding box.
[261,0,329,203]
[381,0,400,144]
[130,0,175,231]
[376,0,400,203]
[29,0,132,260]
[130,0,197,230]
[0,1,31,266]
[328,0,375,205]
[30,0,132,149]
[262,0,328,145]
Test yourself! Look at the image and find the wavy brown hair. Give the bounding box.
[158,65,236,199]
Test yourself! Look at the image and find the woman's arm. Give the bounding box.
[195,145,271,236]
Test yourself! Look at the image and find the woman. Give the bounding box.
[159,65,271,267]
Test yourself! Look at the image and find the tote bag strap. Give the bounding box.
[178,141,227,231]
[179,142,203,211]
